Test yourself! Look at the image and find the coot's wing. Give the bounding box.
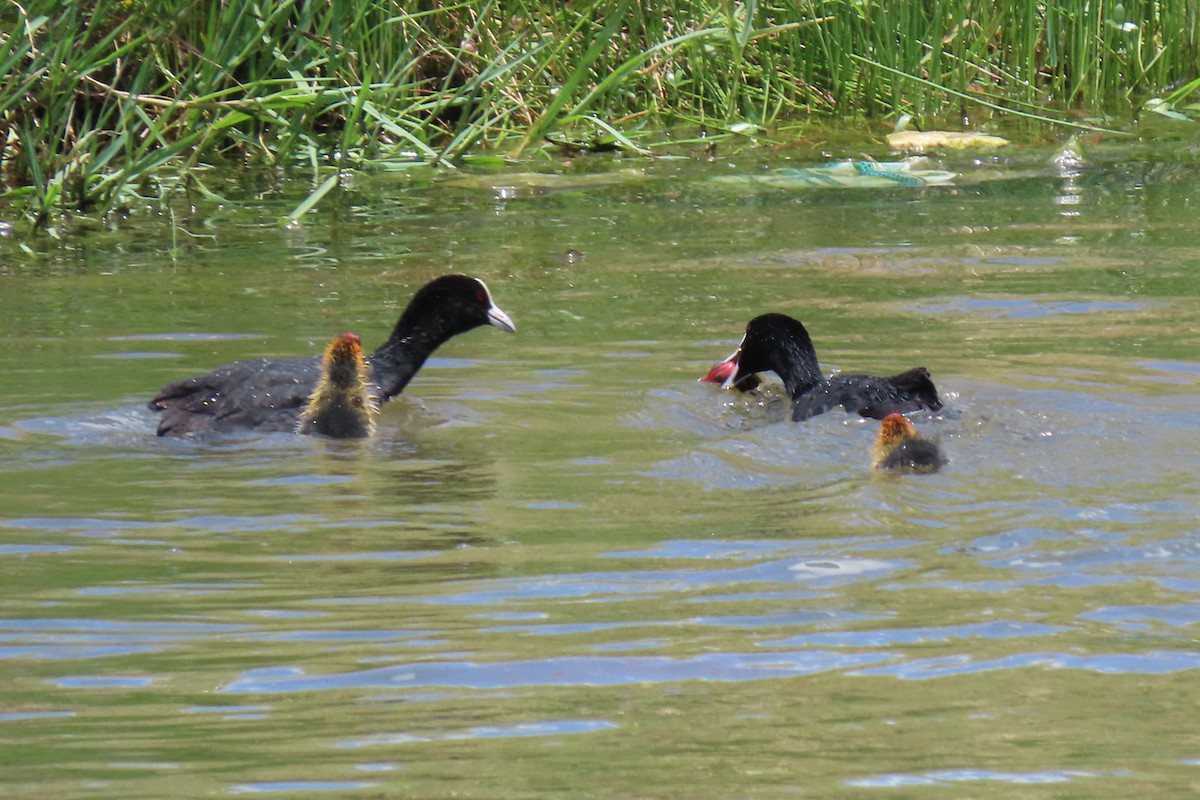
[853,389,930,420]
[792,374,934,421]
[836,375,929,420]
[789,382,845,421]
[149,356,321,435]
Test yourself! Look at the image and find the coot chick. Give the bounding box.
[149,275,516,436]
[872,412,945,473]
[296,333,378,438]
[704,313,942,420]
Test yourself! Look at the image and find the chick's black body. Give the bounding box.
[296,332,378,439]
[873,412,945,472]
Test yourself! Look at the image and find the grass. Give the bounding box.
[2,0,1199,231]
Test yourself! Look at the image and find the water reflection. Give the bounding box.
[852,650,1200,679]
[228,781,379,794]
[222,651,898,693]
[846,768,1100,787]
[337,719,617,748]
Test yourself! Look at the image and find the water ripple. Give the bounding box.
[847,768,1100,787]
[229,781,378,794]
[313,555,907,607]
[337,719,616,748]
[765,620,1063,648]
[222,650,897,693]
[850,650,1200,679]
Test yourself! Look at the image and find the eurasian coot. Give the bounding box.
[701,313,942,420]
[149,275,516,436]
[872,412,945,473]
[296,332,378,438]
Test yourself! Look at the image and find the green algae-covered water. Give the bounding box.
[3,139,1200,798]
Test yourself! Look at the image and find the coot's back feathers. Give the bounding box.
[791,367,941,421]
[149,275,515,437]
[706,313,942,421]
[150,356,320,435]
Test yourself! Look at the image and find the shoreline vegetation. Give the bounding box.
[2,0,1199,232]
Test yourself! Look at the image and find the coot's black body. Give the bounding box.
[148,275,516,436]
[708,313,942,421]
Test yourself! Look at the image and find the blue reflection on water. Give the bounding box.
[482,609,871,638]
[766,620,1063,648]
[52,675,156,688]
[275,551,435,562]
[606,536,910,560]
[847,768,1099,787]
[223,651,896,693]
[183,704,271,715]
[914,297,1144,319]
[0,617,250,661]
[0,543,75,554]
[0,618,246,632]
[313,554,907,608]
[0,710,76,722]
[229,781,378,794]
[850,650,1200,679]
[337,719,616,748]
[1080,604,1200,629]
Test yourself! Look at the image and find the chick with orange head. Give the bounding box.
[297,332,379,438]
[872,413,944,473]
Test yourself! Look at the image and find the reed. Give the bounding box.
[2,0,1198,229]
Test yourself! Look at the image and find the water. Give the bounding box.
[3,138,1200,798]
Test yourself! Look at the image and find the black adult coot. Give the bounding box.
[872,412,945,473]
[148,275,516,436]
[296,332,378,438]
[701,313,942,420]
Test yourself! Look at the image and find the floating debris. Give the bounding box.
[887,130,1011,152]
[713,159,956,189]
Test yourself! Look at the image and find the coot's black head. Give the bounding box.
[721,313,822,394]
[401,274,516,337]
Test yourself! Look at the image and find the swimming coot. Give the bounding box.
[872,412,945,473]
[149,275,516,436]
[296,332,378,438]
[701,313,942,420]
